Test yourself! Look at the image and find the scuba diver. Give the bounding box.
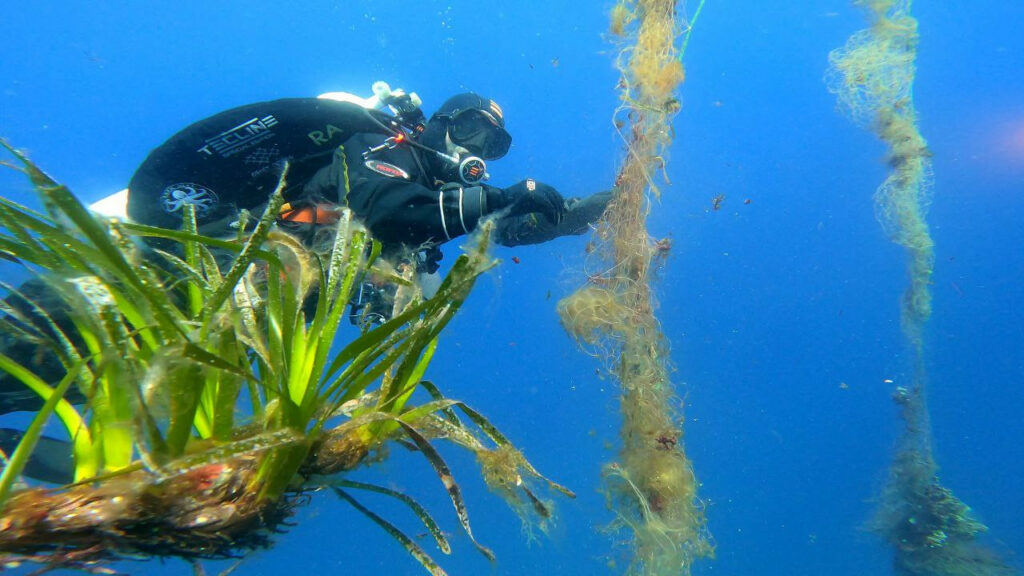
[0,83,611,416]
[128,85,609,324]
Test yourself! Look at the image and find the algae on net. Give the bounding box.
[827,2,1012,574]
[559,1,712,574]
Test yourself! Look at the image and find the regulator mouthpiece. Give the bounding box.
[457,156,488,185]
[435,151,489,185]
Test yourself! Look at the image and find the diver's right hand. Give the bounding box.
[501,179,566,225]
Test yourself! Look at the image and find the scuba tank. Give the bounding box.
[89,81,419,220]
[97,90,396,230]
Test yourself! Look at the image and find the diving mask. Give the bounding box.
[445,108,511,160]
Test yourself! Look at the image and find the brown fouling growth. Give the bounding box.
[558,1,711,574]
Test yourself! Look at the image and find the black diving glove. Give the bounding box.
[496,179,566,225]
[564,189,612,233]
[492,189,614,247]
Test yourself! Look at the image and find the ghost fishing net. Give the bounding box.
[827,2,1011,574]
[559,1,712,574]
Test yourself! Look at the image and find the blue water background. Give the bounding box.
[1,1,1021,574]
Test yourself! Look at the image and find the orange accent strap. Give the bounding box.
[278,203,342,225]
